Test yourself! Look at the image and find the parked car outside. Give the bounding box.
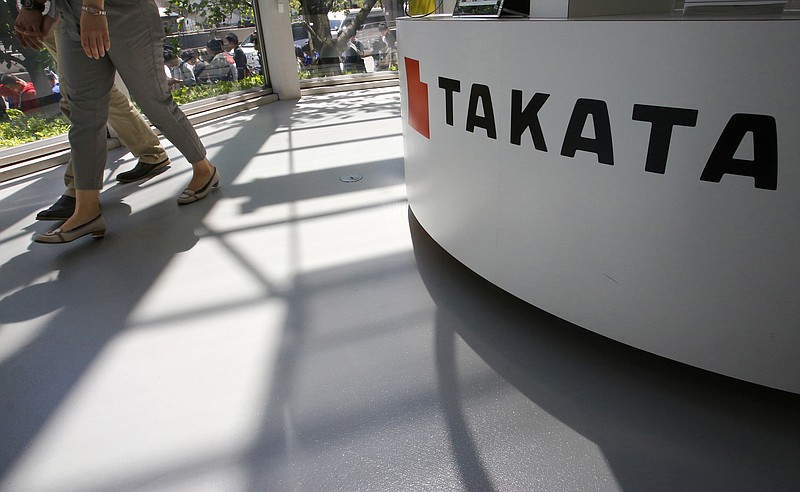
[291,22,310,49]
[328,18,343,36]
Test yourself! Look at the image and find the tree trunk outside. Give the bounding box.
[298,0,380,77]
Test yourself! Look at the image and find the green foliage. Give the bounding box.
[289,0,303,17]
[298,0,351,17]
[0,77,265,148]
[170,75,266,105]
[164,37,183,54]
[0,109,71,148]
[167,0,254,29]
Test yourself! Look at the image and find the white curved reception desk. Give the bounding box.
[398,14,800,394]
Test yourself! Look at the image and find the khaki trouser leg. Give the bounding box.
[107,88,169,166]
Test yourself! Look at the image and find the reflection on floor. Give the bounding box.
[1,87,798,492]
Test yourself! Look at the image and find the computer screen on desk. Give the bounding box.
[453,0,529,17]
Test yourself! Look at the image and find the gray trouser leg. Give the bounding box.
[57,0,206,191]
[43,26,169,196]
[107,0,205,164]
[56,22,115,191]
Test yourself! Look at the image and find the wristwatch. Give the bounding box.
[19,0,50,14]
[81,5,107,16]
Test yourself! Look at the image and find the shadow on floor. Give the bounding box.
[410,208,800,492]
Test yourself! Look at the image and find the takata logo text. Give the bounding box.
[405,57,778,190]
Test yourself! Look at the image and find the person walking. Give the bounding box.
[15,0,220,244]
[164,49,196,89]
[0,73,39,112]
[203,38,237,83]
[223,32,248,81]
[35,24,173,221]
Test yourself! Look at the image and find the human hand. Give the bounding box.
[80,11,110,59]
[13,8,44,50]
[41,14,59,38]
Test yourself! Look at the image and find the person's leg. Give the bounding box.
[108,0,216,201]
[52,19,115,232]
[35,28,79,222]
[107,84,171,175]
[33,189,105,243]
[40,25,78,201]
[34,35,150,225]
[44,24,170,185]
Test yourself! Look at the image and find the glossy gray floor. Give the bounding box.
[1,87,799,492]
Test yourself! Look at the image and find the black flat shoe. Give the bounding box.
[36,195,76,221]
[116,158,170,183]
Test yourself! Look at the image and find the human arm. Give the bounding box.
[80,1,110,59]
[349,40,366,57]
[13,3,58,50]
[167,78,182,87]
[181,63,197,86]
[193,61,207,83]
[14,8,44,49]
[234,48,247,68]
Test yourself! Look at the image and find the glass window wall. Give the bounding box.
[1,0,270,160]
[291,0,402,81]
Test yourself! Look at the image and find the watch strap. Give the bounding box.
[81,5,107,16]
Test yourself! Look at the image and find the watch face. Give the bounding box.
[20,0,45,11]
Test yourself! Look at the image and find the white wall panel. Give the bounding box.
[399,16,800,393]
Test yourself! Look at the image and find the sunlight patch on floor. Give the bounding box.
[3,302,287,492]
